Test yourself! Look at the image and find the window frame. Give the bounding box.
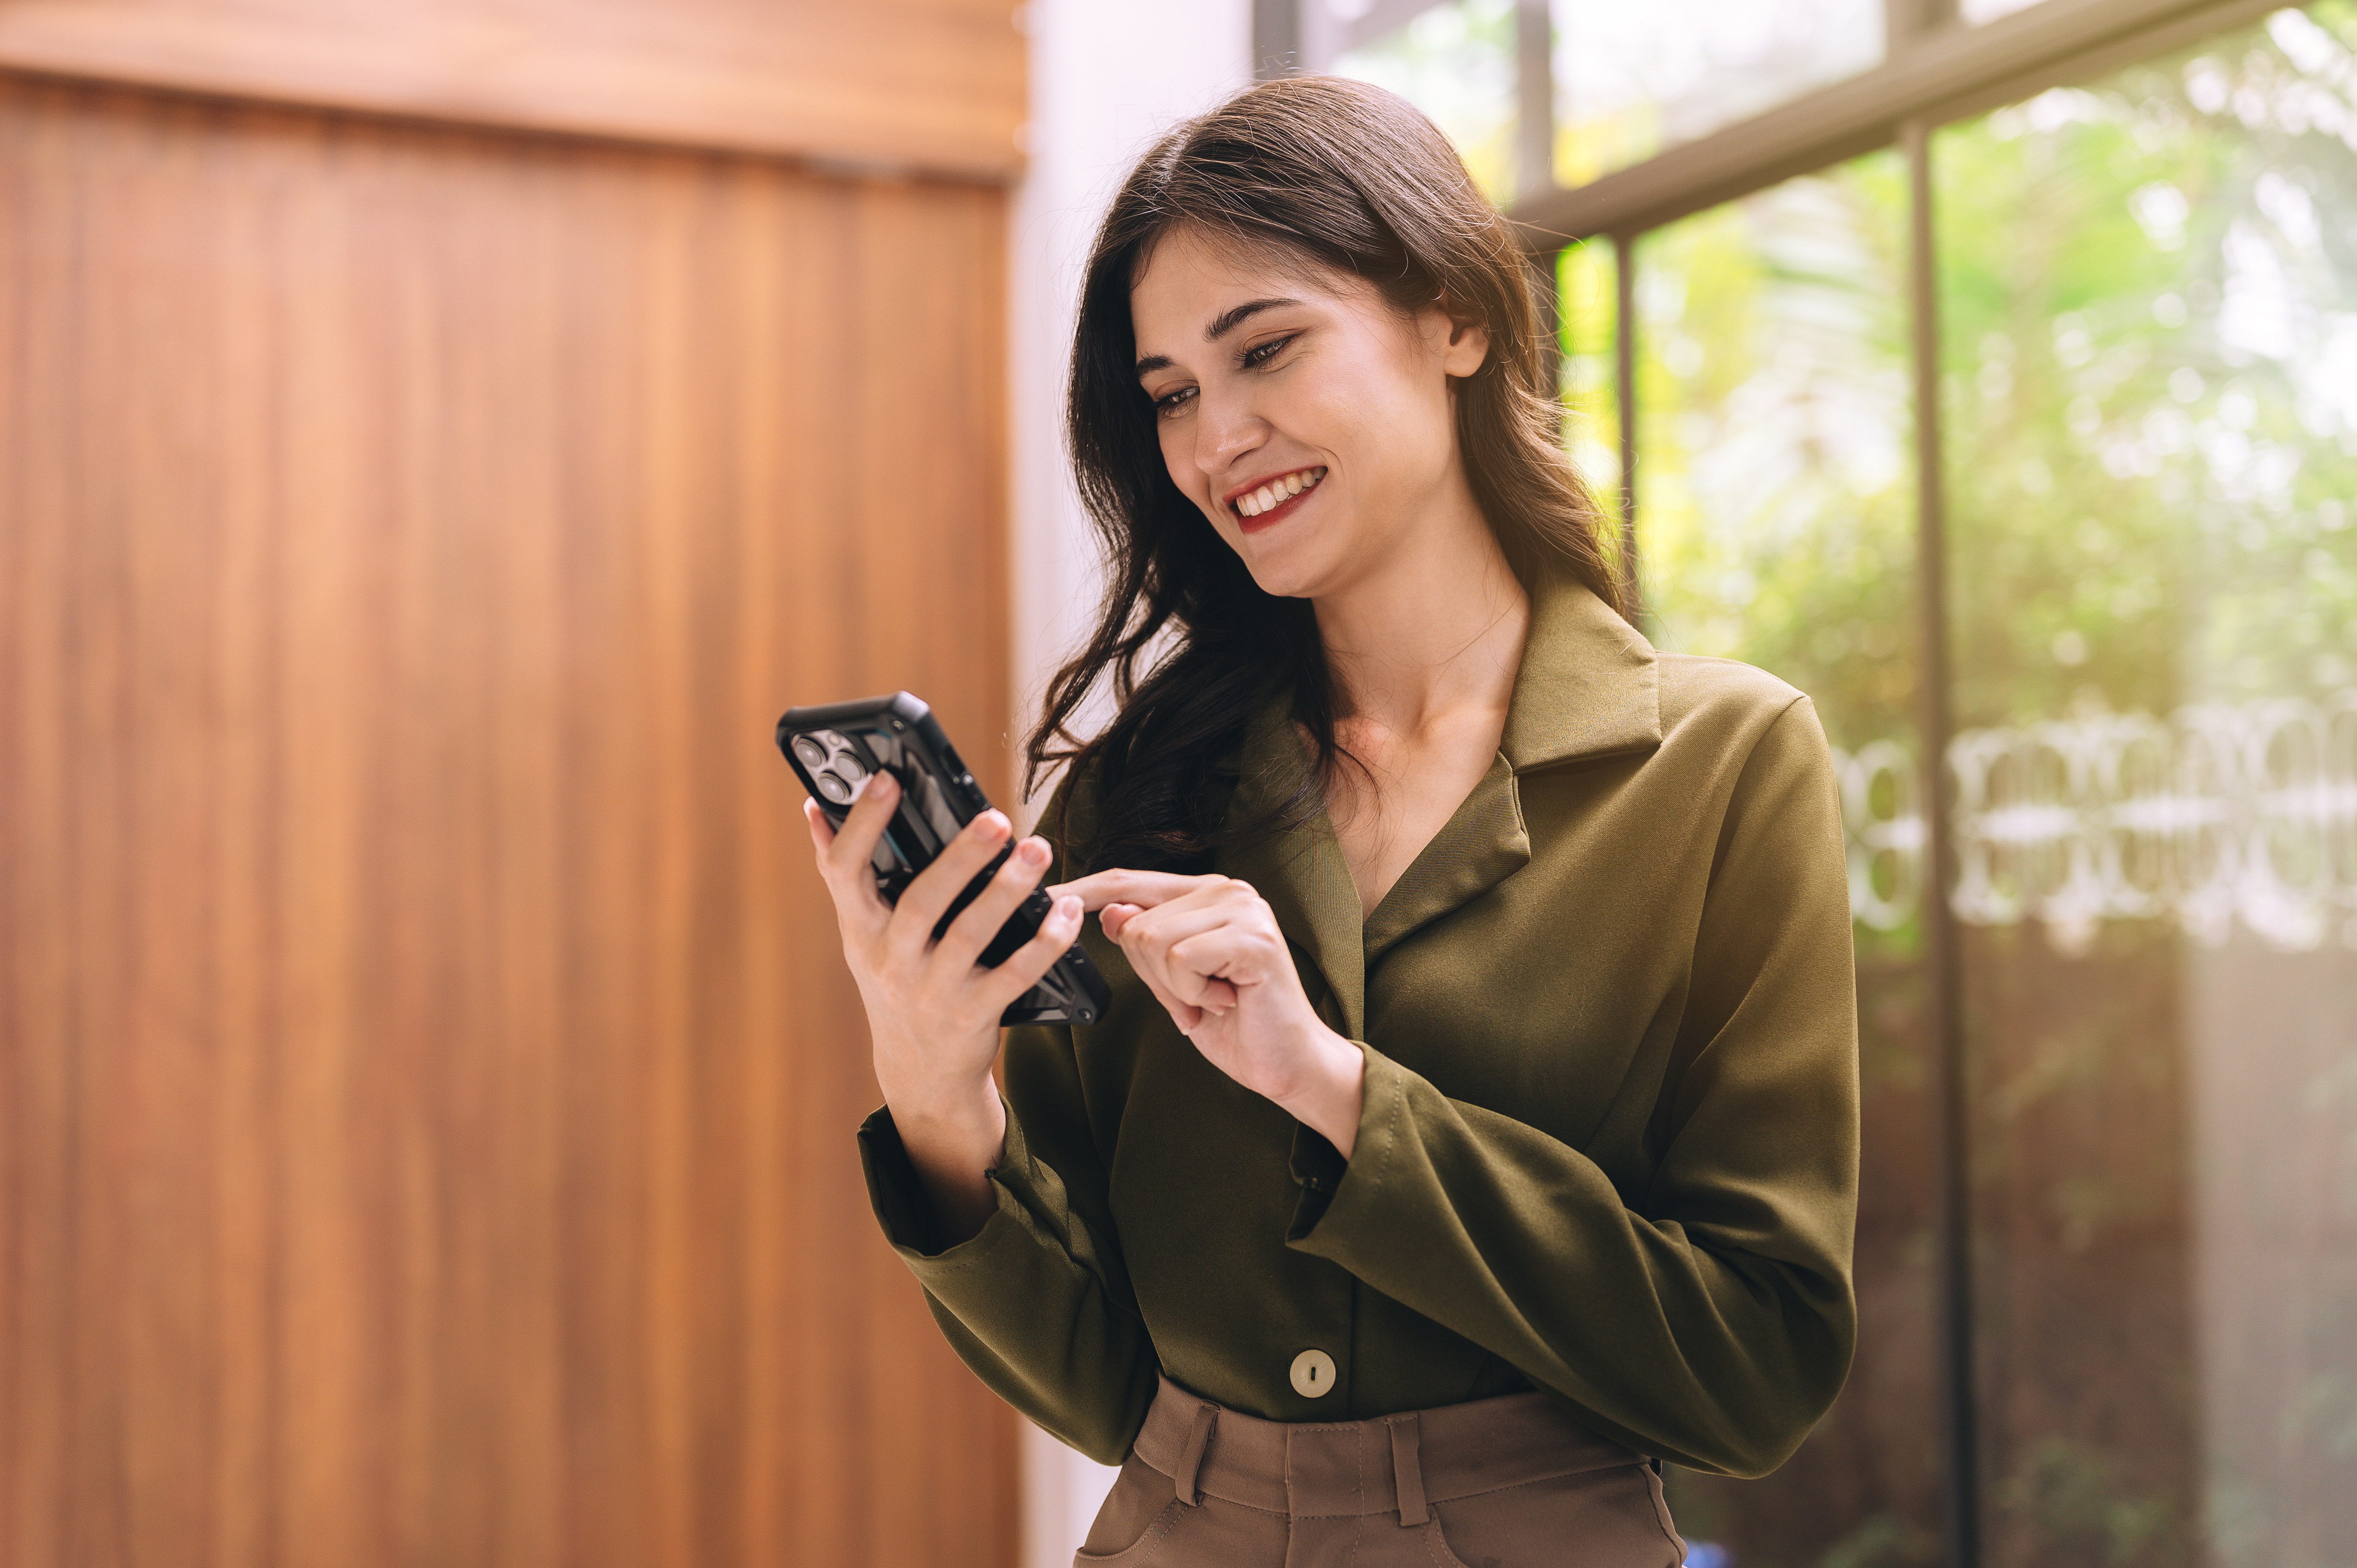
[1253,4,2323,1566]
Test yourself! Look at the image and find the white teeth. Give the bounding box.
[1234,468,1327,518]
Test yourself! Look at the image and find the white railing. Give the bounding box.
[1830,691,2357,952]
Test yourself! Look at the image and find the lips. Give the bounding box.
[1225,466,1328,533]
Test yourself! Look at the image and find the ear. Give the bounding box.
[1428,300,1490,379]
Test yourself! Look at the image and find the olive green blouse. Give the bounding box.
[857,575,1860,1477]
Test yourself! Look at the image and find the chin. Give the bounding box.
[1234,540,1332,601]
[1214,509,1350,601]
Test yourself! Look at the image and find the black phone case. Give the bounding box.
[777,691,1109,1028]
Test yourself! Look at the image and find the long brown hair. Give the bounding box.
[1027,75,1625,873]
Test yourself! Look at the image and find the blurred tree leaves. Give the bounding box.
[1938,3,2357,729]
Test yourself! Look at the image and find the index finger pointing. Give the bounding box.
[1053,869,1228,911]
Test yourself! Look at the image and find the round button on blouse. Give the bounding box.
[1289,1348,1337,1399]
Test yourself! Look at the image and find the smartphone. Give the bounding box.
[778,691,1108,1027]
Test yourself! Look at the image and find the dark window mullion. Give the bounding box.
[1254,0,1300,81]
[1903,114,1980,1568]
[1514,0,1553,201]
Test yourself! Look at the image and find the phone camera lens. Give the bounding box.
[815,770,853,804]
[792,735,828,770]
[835,752,867,782]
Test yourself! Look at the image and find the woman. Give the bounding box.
[804,76,1859,1566]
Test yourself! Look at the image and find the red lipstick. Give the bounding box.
[1224,465,1328,535]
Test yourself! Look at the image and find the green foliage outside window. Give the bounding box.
[1334,5,2357,1564]
[1939,4,2357,730]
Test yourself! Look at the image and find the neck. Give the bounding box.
[1310,494,1530,740]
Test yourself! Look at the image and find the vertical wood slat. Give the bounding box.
[0,75,1017,1568]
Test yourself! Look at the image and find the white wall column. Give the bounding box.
[1008,3,1250,1564]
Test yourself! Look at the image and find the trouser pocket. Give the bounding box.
[1074,1455,1194,1565]
[1428,1462,1687,1567]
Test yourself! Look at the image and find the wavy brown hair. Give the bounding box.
[1026,75,1626,873]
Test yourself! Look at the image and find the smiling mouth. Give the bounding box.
[1231,466,1328,519]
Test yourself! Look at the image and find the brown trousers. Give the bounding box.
[1076,1376,1686,1567]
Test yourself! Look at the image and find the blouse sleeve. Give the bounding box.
[1284,696,1861,1477]
[855,786,1162,1465]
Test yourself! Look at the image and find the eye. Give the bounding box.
[1152,385,1197,418]
[1241,332,1299,369]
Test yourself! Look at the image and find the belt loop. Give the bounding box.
[1388,1413,1429,1527]
[1173,1400,1217,1507]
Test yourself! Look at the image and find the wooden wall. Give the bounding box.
[0,32,1019,1568]
[0,0,1026,179]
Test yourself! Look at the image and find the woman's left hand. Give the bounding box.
[1056,871,1366,1157]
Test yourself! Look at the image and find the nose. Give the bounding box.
[1191,388,1266,484]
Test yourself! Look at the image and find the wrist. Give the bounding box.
[890,1075,1006,1159]
[1274,1028,1366,1160]
[889,1079,1007,1250]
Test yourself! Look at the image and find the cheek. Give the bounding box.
[1299,339,1426,453]
[1291,372,1394,473]
[1157,422,1200,496]
[1159,423,1238,536]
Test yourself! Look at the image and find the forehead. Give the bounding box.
[1128,228,1364,348]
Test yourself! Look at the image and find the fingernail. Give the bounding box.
[1057,895,1081,918]
[871,772,897,795]
[1018,839,1048,866]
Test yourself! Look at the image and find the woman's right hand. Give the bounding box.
[803,771,1084,1243]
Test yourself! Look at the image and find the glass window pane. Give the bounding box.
[1325,0,1523,201]
[1552,0,1886,186]
[1936,5,2357,1559]
[1631,152,1945,1564]
[1557,237,1624,556]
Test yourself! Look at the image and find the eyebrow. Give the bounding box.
[1134,297,1303,378]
